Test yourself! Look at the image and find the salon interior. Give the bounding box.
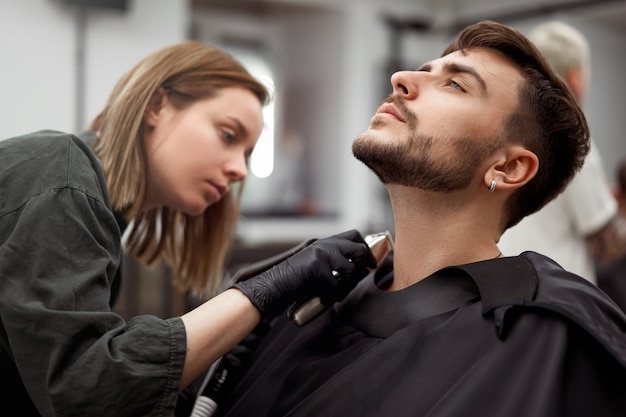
[2,0,625,318]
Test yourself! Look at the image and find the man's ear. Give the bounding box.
[144,87,167,128]
[485,146,538,191]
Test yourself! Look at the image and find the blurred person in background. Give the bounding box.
[0,41,375,417]
[498,20,625,284]
[596,156,626,311]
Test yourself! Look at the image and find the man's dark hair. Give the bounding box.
[443,20,590,230]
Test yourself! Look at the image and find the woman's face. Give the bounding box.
[143,86,265,216]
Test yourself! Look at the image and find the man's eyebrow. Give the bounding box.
[443,61,487,92]
[417,61,487,92]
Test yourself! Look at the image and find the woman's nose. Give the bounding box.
[225,154,248,182]
[391,71,419,99]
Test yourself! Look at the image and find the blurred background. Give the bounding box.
[2,0,625,317]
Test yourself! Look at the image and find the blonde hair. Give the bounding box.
[91,41,269,297]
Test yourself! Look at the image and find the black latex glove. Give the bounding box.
[233,229,377,319]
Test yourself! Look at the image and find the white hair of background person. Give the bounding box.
[528,21,591,100]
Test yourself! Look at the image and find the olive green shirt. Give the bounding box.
[0,130,186,416]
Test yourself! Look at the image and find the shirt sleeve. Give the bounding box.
[0,185,186,417]
[563,140,618,236]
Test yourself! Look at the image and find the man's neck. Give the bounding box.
[386,186,502,291]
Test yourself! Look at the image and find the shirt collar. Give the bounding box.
[447,255,538,315]
[336,255,539,337]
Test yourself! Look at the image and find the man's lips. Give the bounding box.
[376,103,405,122]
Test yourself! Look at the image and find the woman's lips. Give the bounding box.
[206,181,227,202]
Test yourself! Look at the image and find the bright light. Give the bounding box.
[229,48,276,179]
[250,75,275,178]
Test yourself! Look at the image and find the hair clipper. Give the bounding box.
[287,231,394,326]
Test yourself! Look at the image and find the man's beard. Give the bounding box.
[352,129,499,192]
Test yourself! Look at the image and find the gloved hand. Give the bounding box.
[233,229,377,319]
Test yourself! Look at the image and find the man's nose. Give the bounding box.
[390,70,420,99]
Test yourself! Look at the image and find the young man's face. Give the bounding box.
[353,47,525,191]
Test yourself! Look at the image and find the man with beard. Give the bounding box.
[204,21,626,417]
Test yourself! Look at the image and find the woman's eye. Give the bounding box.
[222,129,236,142]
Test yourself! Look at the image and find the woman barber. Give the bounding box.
[0,41,374,417]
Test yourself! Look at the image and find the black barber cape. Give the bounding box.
[218,252,626,417]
